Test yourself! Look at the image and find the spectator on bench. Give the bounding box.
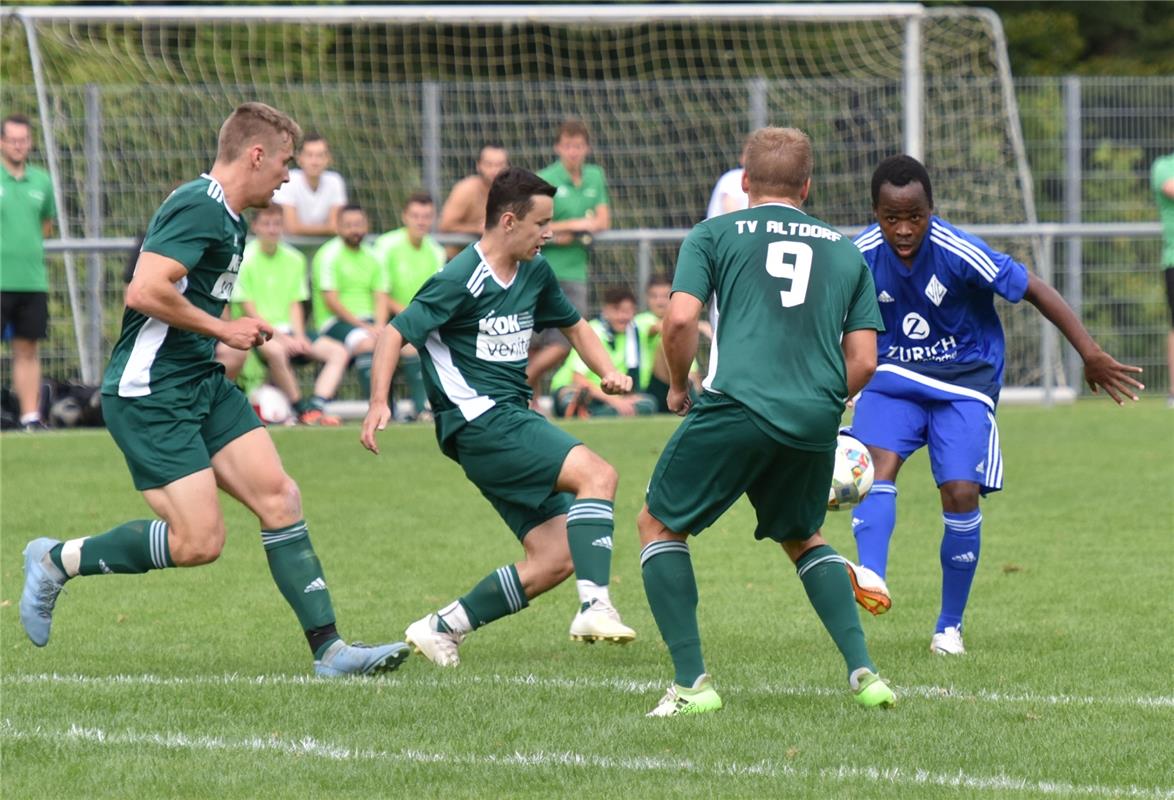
[551,287,657,417]
[374,191,446,421]
[311,204,385,398]
[438,144,509,259]
[272,133,347,238]
[634,272,709,413]
[217,204,344,425]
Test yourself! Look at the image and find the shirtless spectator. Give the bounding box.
[438,144,509,258]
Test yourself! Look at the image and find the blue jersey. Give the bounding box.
[853,216,1029,407]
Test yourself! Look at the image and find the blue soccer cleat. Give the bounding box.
[20,537,68,647]
[313,639,410,677]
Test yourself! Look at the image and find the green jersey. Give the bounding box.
[373,228,446,307]
[1152,153,1174,267]
[232,240,308,329]
[311,236,388,329]
[536,161,610,283]
[674,202,883,450]
[391,243,581,457]
[0,163,57,291]
[102,175,248,397]
[550,317,642,391]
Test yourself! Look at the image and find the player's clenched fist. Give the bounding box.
[220,317,274,350]
[599,371,632,395]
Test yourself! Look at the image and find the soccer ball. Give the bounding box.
[828,433,874,511]
[250,384,293,425]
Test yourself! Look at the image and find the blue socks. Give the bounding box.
[938,510,982,633]
[851,480,897,578]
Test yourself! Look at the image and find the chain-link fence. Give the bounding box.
[2,76,1172,399]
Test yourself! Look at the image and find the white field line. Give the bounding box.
[4,671,1173,710]
[1,719,1171,799]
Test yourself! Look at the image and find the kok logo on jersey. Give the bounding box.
[476,312,533,362]
[902,313,930,340]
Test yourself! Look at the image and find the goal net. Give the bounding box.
[2,4,1049,389]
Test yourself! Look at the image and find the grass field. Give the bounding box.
[2,401,1172,799]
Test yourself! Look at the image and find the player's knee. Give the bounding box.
[255,474,303,527]
[169,521,225,566]
[585,458,618,498]
[940,481,980,513]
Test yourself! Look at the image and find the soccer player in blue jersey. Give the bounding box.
[850,155,1143,655]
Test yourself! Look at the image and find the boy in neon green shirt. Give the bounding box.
[222,205,346,424]
[633,273,710,412]
[373,192,445,419]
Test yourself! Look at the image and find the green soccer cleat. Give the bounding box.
[851,668,896,709]
[646,673,723,717]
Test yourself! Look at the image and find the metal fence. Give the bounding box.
[2,76,1172,399]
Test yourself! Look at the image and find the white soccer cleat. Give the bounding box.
[404,614,464,667]
[843,560,892,616]
[569,598,636,644]
[930,625,966,655]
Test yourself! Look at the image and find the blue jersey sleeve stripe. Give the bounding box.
[853,228,884,250]
[931,222,1000,279]
[930,233,998,283]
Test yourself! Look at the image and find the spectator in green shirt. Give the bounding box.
[1152,152,1174,407]
[219,204,345,425]
[311,204,385,397]
[551,287,656,417]
[529,118,611,402]
[1,113,57,431]
[374,191,446,420]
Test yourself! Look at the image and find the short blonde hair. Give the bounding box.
[743,127,812,197]
[556,117,590,145]
[216,102,301,162]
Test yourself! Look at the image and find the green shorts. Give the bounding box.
[645,395,834,542]
[101,371,262,491]
[321,319,373,353]
[454,403,580,540]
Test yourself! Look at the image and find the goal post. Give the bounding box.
[3,3,1048,389]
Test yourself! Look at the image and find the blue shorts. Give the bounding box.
[851,388,1004,494]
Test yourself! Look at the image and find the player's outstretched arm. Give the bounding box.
[127,252,272,349]
[360,323,406,455]
[1023,273,1144,404]
[563,319,632,395]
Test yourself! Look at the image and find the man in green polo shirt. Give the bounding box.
[1153,151,1174,407]
[374,191,445,420]
[228,204,346,425]
[528,118,611,400]
[551,286,656,417]
[311,204,385,396]
[1,113,57,431]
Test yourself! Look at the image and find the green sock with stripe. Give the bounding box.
[640,539,705,687]
[450,564,528,630]
[48,519,173,576]
[567,498,614,609]
[355,352,373,396]
[400,352,429,416]
[795,544,875,675]
[261,520,340,658]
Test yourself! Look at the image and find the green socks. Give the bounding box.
[567,499,614,608]
[261,521,339,657]
[452,564,528,630]
[400,352,429,416]
[49,520,173,577]
[641,539,705,687]
[796,545,875,675]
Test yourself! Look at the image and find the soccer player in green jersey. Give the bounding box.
[638,127,896,716]
[373,191,446,420]
[18,103,408,677]
[227,203,346,425]
[361,168,637,666]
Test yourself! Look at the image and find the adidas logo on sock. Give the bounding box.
[951,552,977,563]
[591,536,614,550]
[303,577,328,593]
